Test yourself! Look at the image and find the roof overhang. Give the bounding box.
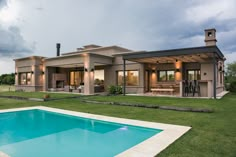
[14,56,46,61]
[122,46,225,64]
[44,53,113,68]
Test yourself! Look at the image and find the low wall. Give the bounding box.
[15,85,43,92]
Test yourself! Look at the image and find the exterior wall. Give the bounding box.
[45,55,84,67]
[201,63,214,97]
[15,57,44,92]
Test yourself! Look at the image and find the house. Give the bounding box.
[14,29,226,99]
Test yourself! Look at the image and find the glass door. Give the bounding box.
[69,71,84,88]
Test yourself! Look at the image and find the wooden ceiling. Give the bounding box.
[129,52,214,64]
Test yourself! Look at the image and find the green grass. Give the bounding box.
[0,91,79,99]
[0,92,236,157]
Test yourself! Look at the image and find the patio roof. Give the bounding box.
[122,46,225,63]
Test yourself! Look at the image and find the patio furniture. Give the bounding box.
[183,80,190,96]
[151,88,174,95]
[192,80,200,96]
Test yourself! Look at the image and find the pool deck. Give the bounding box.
[0,106,191,157]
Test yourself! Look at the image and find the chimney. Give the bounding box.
[56,43,61,56]
[204,28,217,46]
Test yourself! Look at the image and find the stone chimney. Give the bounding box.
[204,28,217,46]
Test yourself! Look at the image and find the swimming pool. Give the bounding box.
[0,107,191,157]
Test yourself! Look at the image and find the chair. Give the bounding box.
[183,80,189,96]
[192,80,200,96]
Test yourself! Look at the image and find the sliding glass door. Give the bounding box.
[69,71,84,87]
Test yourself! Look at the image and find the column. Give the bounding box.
[84,54,94,95]
[15,67,18,86]
[213,53,217,99]
[123,59,126,96]
[43,66,48,91]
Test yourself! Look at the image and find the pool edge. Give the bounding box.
[0,106,191,157]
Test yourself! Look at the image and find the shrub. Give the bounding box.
[108,85,116,94]
[229,81,236,92]
[108,85,122,95]
[116,86,123,94]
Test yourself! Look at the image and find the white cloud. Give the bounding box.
[186,0,236,23]
[1,0,236,74]
[0,25,34,57]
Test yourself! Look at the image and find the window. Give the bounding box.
[19,72,31,85]
[158,70,175,81]
[70,71,84,86]
[187,70,200,80]
[94,69,104,85]
[117,70,139,86]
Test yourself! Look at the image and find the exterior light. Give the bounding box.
[31,71,34,74]
[15,72,17,75]
[152,70,155,73]
[84,68,88,72]
[41,71,45,75]
[176,59,178,62]
[91,68,94,72]
[175,68,180,72]
[219,66,222,71]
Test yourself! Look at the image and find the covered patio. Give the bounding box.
[122,46,225,99]
[43,53,113,95]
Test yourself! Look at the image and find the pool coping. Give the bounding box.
[0,106,191,157]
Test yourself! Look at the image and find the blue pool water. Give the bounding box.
[0,109,162,157]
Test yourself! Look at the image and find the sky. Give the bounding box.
[0,0,236,74]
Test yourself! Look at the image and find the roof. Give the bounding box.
[14,56,46,61]
[122,46,225,60]
[44,52,113,61]
[62,45,131,56]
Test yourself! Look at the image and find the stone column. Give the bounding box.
[84,54,94,95]
[43,66,48,91]
[31,65,36,86]
[15,67,18,86]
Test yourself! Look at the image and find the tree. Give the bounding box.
[225,61,236,92]
[225,61,236,83]
[0,73,15,85]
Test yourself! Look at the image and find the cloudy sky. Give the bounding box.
[0,0,236,74]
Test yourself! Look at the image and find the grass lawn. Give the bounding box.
[0,91,79,99]
[0,91,235,157]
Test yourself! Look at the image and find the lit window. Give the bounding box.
[158,70,175,81]
[117,71,139,86]
[19,72,31,85]
[70,71,84,86]
[187,70,200,80]
[94,70,104,85]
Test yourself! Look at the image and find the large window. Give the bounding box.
[70,71,84,86]
[94,69,104,85]
[19,72,31,85]
[117,70,139,86]
[158,70,175,81]
[187,70,201,80]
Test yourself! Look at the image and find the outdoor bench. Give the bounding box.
[151,88,174,95]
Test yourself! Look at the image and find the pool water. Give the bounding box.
[0,109,162,157]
